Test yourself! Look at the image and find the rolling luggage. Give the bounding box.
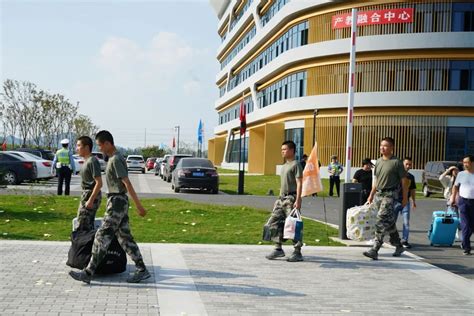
[428,210,459,246]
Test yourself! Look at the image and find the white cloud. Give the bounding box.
[70,31,219,148]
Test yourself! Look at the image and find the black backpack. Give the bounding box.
[66,229,127,274]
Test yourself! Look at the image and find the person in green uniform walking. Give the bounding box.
[69,130,150,284]
[75,136,102,231]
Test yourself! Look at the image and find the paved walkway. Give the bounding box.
[1,241,473,315]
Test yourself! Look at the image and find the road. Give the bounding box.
[3,171,473,279]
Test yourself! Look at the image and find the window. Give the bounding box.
[257,71,307,107]
[449,60,474,90]
[452,3,474,31]
[261,0,290,27]
[221,26,257,69]
[446,127,474,161]
[285,128,304,161]
[227,21,308,92]
[229,0,254,32]
[226,135,248,163]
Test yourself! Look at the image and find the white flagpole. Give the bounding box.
[344,8,357,183]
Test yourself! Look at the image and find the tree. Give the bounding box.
[1,79,99,150]
[140,146,167,159]
[73,114,98,139]
[1,80,38,147]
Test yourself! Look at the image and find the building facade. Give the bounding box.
[208,0,474,174]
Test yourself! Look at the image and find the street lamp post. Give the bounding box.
[312,109,319,146]
[175,126,180,154]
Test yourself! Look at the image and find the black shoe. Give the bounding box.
[463,249,471,256]
[286,251,303,262]
[69,270,92,284]
[393,246,405,257]
[265,248,285,260]
[363,249,378,260]
[127,269,151,283]
[402,241,412,249]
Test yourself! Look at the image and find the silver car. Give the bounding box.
[92,152,107,172]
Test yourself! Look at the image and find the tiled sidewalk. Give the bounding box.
[0,241,473,315]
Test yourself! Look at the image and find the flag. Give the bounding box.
[171,137,176,149]
[239,98,246,135]
[197,119,203,145]
[302,142,323,196]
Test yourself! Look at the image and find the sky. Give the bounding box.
[0,0,221,149]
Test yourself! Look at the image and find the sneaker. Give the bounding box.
[69,270,92,284]
[393,246,405,257]
[463,249,471,256]
[265,248,285,260]
[402,241,412,249]
[286,251,303,262]
[127,269,151,283]
[363,249,378,260]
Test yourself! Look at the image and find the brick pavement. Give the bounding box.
[0,241,473,315]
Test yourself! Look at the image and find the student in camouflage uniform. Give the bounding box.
[363,137,408,260]
[69,130,150,284]
[265,140,304,262]
[75,136,102,231]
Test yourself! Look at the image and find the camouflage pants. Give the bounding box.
[86,194,145,274]
[265,195,302,250]
[372,191,402,250]
[76,190,101,231]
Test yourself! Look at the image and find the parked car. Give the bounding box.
[73,154,85,175]
[0,152,37,185]
[162,154,192,182]
[422,160,463,197]
[171,158,219,193]
[156,155,171,177]
[146,157,157,171]
[8,151,54,180]
[126,155,145,173]
[16,148,55,161]
[153,158,164,176]
[91,152,107,172]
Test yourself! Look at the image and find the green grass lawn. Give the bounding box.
[219,175,338,197]
[219,174,433,201]
[0,195,342,246]
[216,167,238,174]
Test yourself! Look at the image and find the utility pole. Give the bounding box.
[175,125,180,154]
[144,128,147,147]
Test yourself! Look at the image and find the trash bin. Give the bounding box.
[339,183,362,239]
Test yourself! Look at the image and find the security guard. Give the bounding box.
[52,138,76,195]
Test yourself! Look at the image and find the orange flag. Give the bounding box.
[302,142,323,196]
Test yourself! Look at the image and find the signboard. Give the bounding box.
[332,8,414,29]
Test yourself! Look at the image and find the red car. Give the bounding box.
[146,157,157,171]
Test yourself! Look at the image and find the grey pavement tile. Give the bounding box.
[178,244,474,315]
[0,242,158,315]
[2,241,474,315]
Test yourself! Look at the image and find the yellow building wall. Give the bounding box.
[208,136,226,166]
[303,118,315,156]
[263,122,285,175]
[248,126,265,174]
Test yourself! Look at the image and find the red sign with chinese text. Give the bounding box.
[332,8,414,29]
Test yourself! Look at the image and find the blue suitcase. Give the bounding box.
[428,210,459,246]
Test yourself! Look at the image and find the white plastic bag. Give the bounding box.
[346,204,377,241]
[283,208,303,241]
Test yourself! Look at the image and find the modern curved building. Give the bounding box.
[208,0,474,174]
